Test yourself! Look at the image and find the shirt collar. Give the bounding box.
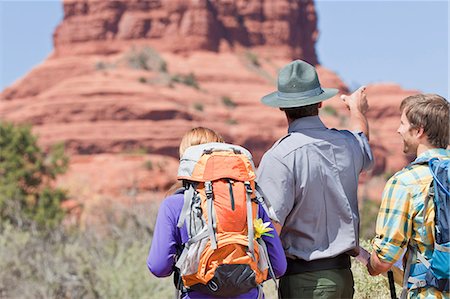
[414,148,450,163]
[288,116,326,133]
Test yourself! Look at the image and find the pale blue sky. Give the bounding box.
[0,0,448,98]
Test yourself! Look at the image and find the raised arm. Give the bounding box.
[340,86,370,140]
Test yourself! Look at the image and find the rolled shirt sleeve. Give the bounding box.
[372,176,411,263]
[256,151,294,226]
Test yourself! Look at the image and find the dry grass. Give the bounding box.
[0,201,397,299]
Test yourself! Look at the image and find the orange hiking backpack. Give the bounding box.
[174,142,276,297]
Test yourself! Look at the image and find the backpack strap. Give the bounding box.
[205,181,218,250]
[255,183,279,223]
[245,181,255,257]
[401,245,417,299]
[257,237,278,288]
[257,285,263,299]
[177,183,196,230]
[429,158,450,197]
[401,177,435,298]
[175,226,209,270]
[401,182,433,298]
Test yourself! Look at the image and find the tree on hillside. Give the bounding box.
[0,122,69,228]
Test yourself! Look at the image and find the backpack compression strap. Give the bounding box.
[177,184,196,230]
[205,181,218,250]
[257,237,278,287]
[245,181,255,257]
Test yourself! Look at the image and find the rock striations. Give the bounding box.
[54,0,319,63]
[0,0,418,205]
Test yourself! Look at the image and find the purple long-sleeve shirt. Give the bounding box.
[147,192,287,299]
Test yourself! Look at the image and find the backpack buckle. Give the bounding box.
[205,181,213,194]
[244,182,252,194]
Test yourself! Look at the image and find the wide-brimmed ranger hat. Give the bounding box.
[261,60,338,108]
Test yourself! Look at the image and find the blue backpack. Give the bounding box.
[402,158,450,297]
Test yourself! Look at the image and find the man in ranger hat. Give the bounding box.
[257,60,374,299]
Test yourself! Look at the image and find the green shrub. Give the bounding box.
[171,73,200,89]
[193,103,204,112]
[359,198,381,241]
[221,96,237,109]
[383,171,396,182]
[245,51,260,67]
[183,73,199,89]
[95,61,116,71]
[126,47,167,72]
[322,105,339,117]
[226,119,238,125]
[138,77,147,84]
[144,160,154,170]
[0,122,69,229]
[123,147,148,155]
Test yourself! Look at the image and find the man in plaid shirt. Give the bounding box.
[367,94,449,298]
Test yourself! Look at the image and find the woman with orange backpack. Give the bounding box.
[148,127,286,298]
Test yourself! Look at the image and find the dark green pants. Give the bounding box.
[279,268,354,299]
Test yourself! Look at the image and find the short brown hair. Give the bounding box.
[281,103,320,120]
[400,94,449,148]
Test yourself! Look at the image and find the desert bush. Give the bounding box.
[321,105,339,117]
[0,196,398,299]
[193,102,204,112]
[171,73,200,89]
[0,122,69,229]
[126,47,167,73]
[144,160,154,170]
[383,171,397,182]
[226,119,238,125]
[221,96,237,109]
[95,61,115,71]
[359,198,380,240]
[245,51,260,67]
[0,199,173,299]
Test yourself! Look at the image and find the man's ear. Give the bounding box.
[318,102,323,108]
[416,127,425,138]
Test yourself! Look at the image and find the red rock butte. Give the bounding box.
[0,0,419,205]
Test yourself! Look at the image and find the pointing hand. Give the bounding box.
[340,86,369,114]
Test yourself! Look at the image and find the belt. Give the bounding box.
[285,254,351,276]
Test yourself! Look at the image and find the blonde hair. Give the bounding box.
[179,127,224,157]
[166,127,224,195]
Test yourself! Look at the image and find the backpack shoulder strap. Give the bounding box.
[177,183,196,229]
[245,181,255,256]
[429,158,450,197]
[255,183,279,223]
[401,245,418,299]
[205,181,218,250]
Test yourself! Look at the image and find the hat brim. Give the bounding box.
[261,88,339,108]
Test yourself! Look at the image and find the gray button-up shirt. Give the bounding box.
[257,116,373,261]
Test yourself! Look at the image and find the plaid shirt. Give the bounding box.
[372,148,450,299]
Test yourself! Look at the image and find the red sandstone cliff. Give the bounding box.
[54,0,319,61]
[0,0,417,205]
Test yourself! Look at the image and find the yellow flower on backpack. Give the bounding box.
[254,218,274,239]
